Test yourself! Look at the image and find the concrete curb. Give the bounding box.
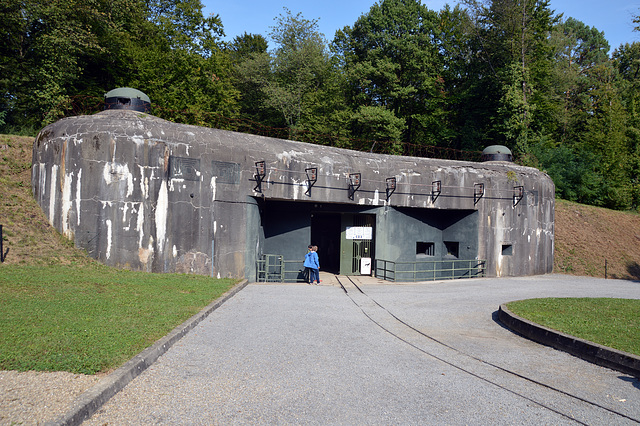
[498,304,640,379]
[45,279,249,426]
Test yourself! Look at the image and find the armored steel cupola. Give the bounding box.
[104,87,151,113]
[482,145,513,162]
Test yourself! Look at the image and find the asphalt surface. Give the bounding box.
[83,274,640,425]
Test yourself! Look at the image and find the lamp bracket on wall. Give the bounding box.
[254,161,266,192]
[474,183,485,205]
[431,180,441,203]
[513,185,524,206]
[305,167,317,196]
[386,177,396,202]
[348,173,361,200]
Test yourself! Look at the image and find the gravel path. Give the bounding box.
[83,274,640,425]
[0,370,101,425]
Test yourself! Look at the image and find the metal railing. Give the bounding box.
[375,258,486,282]
[256,254,307,283]
[257,255,486,283]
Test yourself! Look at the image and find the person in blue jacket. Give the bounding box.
[304,245,320,284]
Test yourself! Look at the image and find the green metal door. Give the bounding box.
[339,214,375,275]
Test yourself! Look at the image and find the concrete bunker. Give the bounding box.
[32,109,555,282]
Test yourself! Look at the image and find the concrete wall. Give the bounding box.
[32,110,555,280]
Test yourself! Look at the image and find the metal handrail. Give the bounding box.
[257,255,486,283]
[375,258,485,282]
[256,255,308,283]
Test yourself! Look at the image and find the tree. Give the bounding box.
[333,0,445,148]
[548,17,610,142]
[578,62,631,208]
[228,32,268,62]
[613,42,640,209]
[227,33,277,126]
[146,0,224,55]
[0,0,122,130]
[115,0,240,124]
[462,0,557,155]
[233,8,334,137]
[435,5,486,151]
[0,0,239,132]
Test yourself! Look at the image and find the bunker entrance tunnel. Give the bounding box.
[254,198,479,280]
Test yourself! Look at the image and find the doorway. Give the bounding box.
[340,213,375,275]
[310,213,341,274]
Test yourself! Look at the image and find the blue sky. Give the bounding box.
[202,0,640,53]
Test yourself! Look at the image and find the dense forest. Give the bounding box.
[1,0,639,211]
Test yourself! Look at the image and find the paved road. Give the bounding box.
[85,274,640,425]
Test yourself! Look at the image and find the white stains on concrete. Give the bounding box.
[37,163,46,204]
[61,171,73,236]
[169,178,184,192]
[173,245,177,258]
[125,167,134,197]
[137,166,153,200]
[276,150,303,166]
[265,169,274,188]
[210,177,217,201]
[155,180,168,253]
[76,169,82,226]
[103,162,134,197]
[137,203,145,248]
[319,156,333,166]
[49,165,58,225]
[122,203,129,224]
[106,219,112,259]
[495,210,505,277]
[291,178,301,200]
[373,190,380,205]
[122,202,135,232]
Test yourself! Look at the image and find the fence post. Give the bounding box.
[0,225,4,262]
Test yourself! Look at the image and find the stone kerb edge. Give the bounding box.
[498,304,640,379]
[46,279,249,426]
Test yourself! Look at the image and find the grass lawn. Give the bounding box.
[0,264,237,374]
[506,298,640,357]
